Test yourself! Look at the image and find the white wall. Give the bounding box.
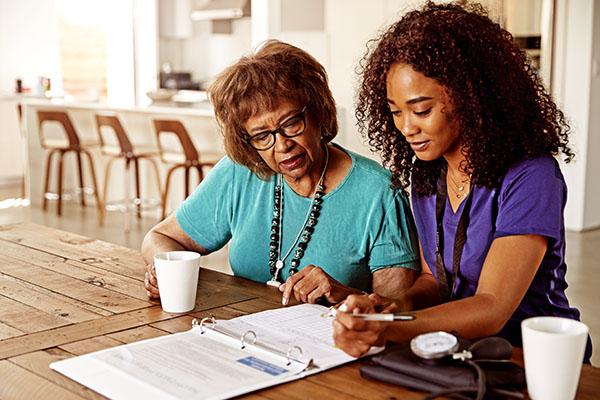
[0,0,62,182]
[0,0,62,95]
[583,1,600,229]
[553,0,600,231]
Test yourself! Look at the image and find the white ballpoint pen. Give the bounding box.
[321,307,415,321]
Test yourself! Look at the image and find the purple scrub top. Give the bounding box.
[411,156,592,362]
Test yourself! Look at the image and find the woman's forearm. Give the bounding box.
[383,293,506,343]
[141,215,208,267]
[392,273,439,311]
[141,230,187,266]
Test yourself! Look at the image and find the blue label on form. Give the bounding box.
[237,356,288,376]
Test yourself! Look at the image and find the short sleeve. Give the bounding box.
[175,157,233,252]
[369,191,421,272]
[495,157,565,242]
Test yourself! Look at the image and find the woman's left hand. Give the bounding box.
[332,294,389,357]
[279,265,359,305]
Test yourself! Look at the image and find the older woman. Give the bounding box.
[142,40,420,306]
[333,2,592,363]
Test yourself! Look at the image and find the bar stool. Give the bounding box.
[153,120,222,219]
[37,110,104,222]
[95,113,161,224]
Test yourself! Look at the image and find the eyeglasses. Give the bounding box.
[244,106,307,150]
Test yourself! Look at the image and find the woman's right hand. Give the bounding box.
[144,263,160,299]
[332,294,391,357]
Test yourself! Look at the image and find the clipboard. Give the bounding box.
[50,304,363,400]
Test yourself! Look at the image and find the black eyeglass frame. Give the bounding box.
[243,106,308,150]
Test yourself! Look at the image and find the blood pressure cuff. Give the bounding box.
[360,342,525,394]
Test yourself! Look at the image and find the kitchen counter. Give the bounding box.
[18,96,215,117]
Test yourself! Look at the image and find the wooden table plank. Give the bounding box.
[9,349,108,400]
[0,294,74,333]
[59,336,123,356]
[0,321,24,341]
[0,255,151,314]
[0,359,86,400]
[0,224,144,279]
[0,306,171,360]
[107,325,169,344]
[49,259,148,301]
[0,272,109,322]
[149,315,198,333]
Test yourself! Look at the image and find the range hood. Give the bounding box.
[190,0,250,21]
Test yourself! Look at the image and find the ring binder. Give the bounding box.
[241,330,257,349]
[286,346,303,366]
[193,317,311,368]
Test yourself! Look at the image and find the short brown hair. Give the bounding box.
[209,40,338,179]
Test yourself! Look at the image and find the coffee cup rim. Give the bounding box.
[154,251,201,262]
[521,316,589,336]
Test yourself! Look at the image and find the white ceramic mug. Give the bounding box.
[153,251,201,313]
[522,316,588,400]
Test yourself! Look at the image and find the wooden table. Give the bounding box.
[0,223,598,399]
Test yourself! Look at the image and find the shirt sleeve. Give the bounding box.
[494,157,565,242]
[369,191,421,272]
[175,157,234,252]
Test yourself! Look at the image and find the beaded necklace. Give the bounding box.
[266,146,329,287]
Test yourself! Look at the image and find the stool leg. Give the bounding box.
[42,150,57,211]
[82,149,104,225]
[103,157,116,207]
[56,151,65,216]
[133,157,141,219]
[161,165,179,220]
[184,166,190,198]
[76,151,86,206]
[144,157,162,204]
[124,158,132,232]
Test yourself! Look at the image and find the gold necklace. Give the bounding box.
[447,169,470,199]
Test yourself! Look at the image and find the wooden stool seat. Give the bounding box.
[96,114,161,223]
[37,110,104,222]
[160,150,223,165]
[154,119,222,219]
[43,137,99,149]
[101,143,159,157]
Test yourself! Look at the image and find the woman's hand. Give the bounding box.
[144,263,160,299]
[332,294,390,357]
[279,265,360,305]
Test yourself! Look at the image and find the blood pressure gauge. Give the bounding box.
[410,331,459,359]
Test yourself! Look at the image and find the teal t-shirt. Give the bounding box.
[176,144,419,291]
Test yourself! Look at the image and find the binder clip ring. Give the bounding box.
[241,330,257,349]
[286,345,303,366]
[198,316,216,334]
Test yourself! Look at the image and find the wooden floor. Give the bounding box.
[0,188,597,365]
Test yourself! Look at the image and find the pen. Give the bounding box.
[321,308,415,321]
[351,313,415,321]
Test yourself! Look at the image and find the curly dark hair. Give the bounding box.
[209,40,337,180]
[356,1,573,196]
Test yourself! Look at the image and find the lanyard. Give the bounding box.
[435,165,473,302]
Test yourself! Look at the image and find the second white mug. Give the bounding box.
[522,316,588,400]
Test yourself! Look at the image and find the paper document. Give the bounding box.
[50,304,361,400]
[218,303,355,368]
